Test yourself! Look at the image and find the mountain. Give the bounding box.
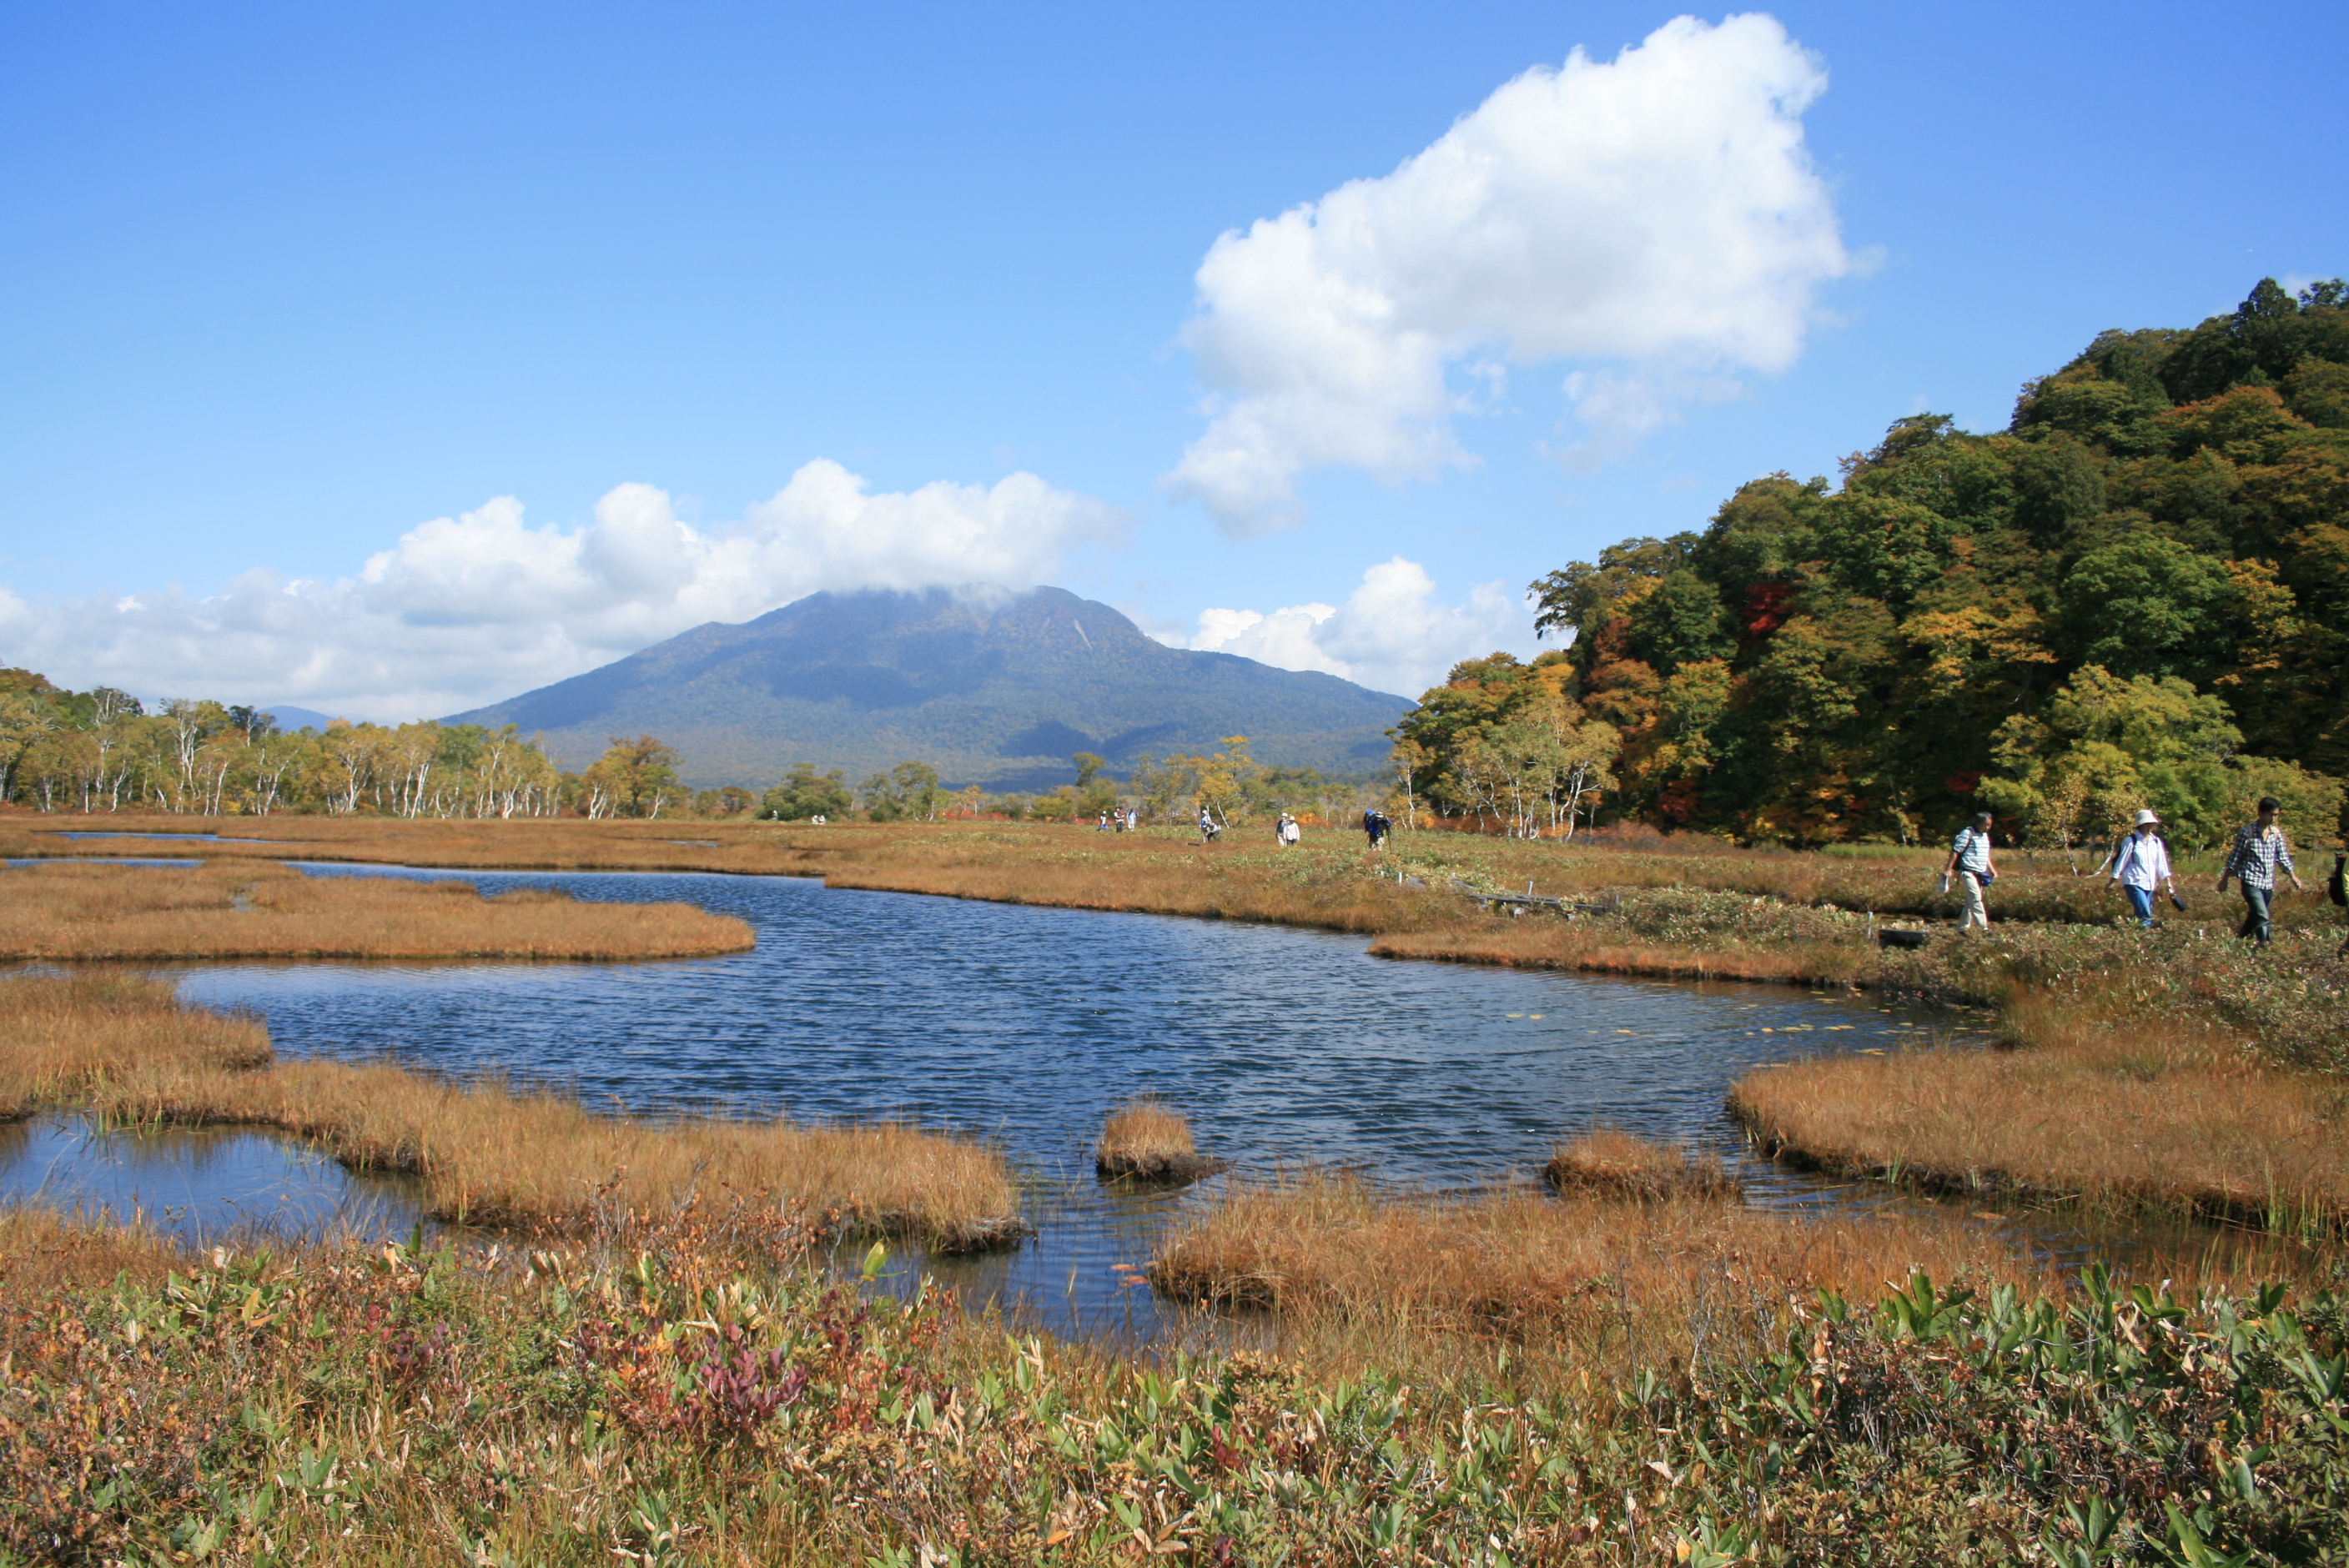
[443,585,1414,789]
[262,704,342,733]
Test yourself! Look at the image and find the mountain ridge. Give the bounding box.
[443,585,1412,789]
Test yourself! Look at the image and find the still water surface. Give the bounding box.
[6,862,1985,1333]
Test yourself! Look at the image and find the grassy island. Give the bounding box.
[0,859,755,962]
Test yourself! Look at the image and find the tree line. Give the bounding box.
[1396,279,2349,852]
[0,670,743,821]
[0,669,1386,828]
[755,742,1387,827]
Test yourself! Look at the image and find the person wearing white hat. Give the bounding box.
[2108,808,2177,929]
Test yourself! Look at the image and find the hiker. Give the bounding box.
[1274,812,1292,847]
[2217,795,2302,946]
[1283,814,1302,847]
[1198,806,1220,843]
[1940,811,1997,931]
[2331,848,2347,958]
[2107,808,2178,929]
[1362,809,1391,849]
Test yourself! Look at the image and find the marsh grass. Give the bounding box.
[0,972,1022,1249]
[1143,1171,2054,1344]
[1729,997,2349,1234]
[0,859,755,961]
[1094,1099,1225,1182]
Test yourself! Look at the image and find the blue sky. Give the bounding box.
[3,1,2342,715]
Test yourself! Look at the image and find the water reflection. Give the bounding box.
[0,1114,427,1244]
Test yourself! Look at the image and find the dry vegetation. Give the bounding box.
[1094,1098,1225,1182]
[0,859,754,961]
[1542,1127,1738,1201]
[1144,1172,2045,1335]
[0,1205,190,1295]
[0,971,1020,1248]
[1139,1163,2328,1385]
[1730,994,2349,1231]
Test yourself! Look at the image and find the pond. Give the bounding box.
[114,863,1979,1329]
[6,858,2010,1329]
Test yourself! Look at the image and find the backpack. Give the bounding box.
[2331,853,2347,908]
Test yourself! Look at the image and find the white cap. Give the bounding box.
[2134,809,2160,826]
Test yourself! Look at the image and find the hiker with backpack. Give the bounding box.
[2216,795,2302,947]
[2107,808,2180,929]
[1940,811,1998,931]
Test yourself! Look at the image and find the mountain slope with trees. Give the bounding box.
[445,585,1411,790]
[1399,279,2349,848]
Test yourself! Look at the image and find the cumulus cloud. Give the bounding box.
[1171,557,1528,697]
[1165,13,1848,530]
[0,462,1125,720]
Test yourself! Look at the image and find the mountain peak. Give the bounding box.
[445,585,1407,788]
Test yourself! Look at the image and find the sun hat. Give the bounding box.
[2134,809,2160,826]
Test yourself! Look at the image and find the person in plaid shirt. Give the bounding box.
[2216,795,2304,947]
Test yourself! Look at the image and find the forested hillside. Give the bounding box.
[1401,279,2349,849]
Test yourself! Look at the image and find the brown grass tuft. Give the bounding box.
[1542,1128,1739,1200]
[0,860,754,961]
[1,972,1022,1249]
[1094,1099,1225,1182]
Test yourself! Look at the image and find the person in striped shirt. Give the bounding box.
[2216,795,2304,947]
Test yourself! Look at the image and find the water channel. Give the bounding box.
[4,861,2002,1334]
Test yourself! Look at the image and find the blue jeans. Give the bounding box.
[2125,885,2155,928]
[2237,883,2274,945]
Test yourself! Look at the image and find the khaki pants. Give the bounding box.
[1957,872,1989,931]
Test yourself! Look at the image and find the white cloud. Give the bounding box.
[1171,557,1529,697]
[0,462,1125,720]
[1165,13,1847,530]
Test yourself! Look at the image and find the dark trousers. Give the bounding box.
[2236,882,2274,945]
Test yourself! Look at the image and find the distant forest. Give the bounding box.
[1397,279,2349,850]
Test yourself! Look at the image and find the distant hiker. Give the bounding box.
[1198,807,1220,843]
[1940,812,1997,932]
[1363,809,1391,849]
[2331,849,2347,958]
[1283,814,1302,847]
[2217,796,2302,947]
[2329,847,2348,958]
[1274,812,1292,847]
[2108,809,2178,929]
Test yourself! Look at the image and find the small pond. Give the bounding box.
[0,1113,426,1244]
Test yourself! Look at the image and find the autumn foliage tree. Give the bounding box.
[1510,278,2349,847]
